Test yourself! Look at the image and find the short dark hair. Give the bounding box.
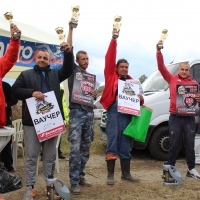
[76,50,87,60]
[36,49,50,58]
[37,49,49,54]
[116,58,129,67]
[179,62,190,69]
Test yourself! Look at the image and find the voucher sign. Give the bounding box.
[176,84,199,116]
[26,91,66,142]
[71,71,96,107]
[117,79,141,115]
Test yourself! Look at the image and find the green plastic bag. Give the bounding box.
[123,106,153,142]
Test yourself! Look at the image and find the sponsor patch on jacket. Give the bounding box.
[76,72,83,80]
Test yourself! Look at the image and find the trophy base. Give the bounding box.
[69,22,78,28]
[60,46,66,51]
[13,32,21,40]
[112,34,119,39]
[158,44,163,49]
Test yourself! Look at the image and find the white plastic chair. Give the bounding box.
[0,127,15,152]
[12,119,24,170]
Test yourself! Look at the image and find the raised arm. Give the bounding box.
[58,49,74,82]
[104,29,118,77]
[156,40,172,83]
[67,21,73,48]
[0,24,21,77]
[58,21,75,82]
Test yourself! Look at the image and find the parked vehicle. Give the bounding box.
[93,96,104,125]
[99,58,200,160]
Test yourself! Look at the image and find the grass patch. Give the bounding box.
[90,125,107,154]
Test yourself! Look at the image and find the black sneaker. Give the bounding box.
[186,168,200,179]
[79,178,92,187]
[71,184,81,195]
[59,154,66,159]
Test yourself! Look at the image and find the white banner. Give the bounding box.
[26,91,66,142]
[118,79,141,115]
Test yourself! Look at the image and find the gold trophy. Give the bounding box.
[70,5,80,28]
[55,27,66,51]
[158,29,168,49]
[113,15,122,39]
[4,12,21,40]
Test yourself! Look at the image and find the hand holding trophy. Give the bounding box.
[70,5,80,28]
[4,12,21,40]
[113,15,122,39]
[55,27,66,51]
[158,29,168,49]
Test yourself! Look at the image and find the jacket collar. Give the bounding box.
[34,65,51,72]
[178,74,193,81]
[116,72,133,80]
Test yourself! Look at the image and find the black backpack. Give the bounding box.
[0,165,22,193]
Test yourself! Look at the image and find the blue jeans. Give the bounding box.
[68,109,94,185]
[168,114,195,170]
[106,101,133,160]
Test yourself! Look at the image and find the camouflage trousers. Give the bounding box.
[68,109,94,185]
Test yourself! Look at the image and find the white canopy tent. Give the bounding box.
[0,16,59,79]
[0,16,59,43]
[0,16,69,107]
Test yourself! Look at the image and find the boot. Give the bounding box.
[120,159,139,183]
[71,184,81,195]
[107,160,115,185]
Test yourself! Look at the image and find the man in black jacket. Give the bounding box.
[11,41,74,200]
[1,81,18,172]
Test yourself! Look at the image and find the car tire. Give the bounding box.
[148,126,182,161]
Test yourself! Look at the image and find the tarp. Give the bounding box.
[0,16,58,44]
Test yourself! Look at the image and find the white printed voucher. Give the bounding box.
[26,91,66,142]
[118,79,140,115]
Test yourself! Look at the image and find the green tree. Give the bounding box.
[139,75,148,84]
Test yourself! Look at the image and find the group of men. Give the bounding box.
[0,21,96,200]
[1,19,200,200]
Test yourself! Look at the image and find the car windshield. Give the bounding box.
[142,63,182,93]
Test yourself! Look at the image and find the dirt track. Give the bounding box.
[1,150,200,200]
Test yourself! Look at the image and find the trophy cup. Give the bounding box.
[55,27,66,51]
[158,29,168,49]
[70,5,80,28]
[113,15,122,39]
[4,12,21,40]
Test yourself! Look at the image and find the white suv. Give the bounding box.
[93,96,104,125]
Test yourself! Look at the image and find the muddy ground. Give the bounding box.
[1,150,200,200]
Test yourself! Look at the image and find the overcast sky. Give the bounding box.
[1,0,200,84]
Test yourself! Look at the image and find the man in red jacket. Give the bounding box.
[100,28,144,185]
[0,23,20,200]
[0,24,21,127]
[156,40,200,180]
